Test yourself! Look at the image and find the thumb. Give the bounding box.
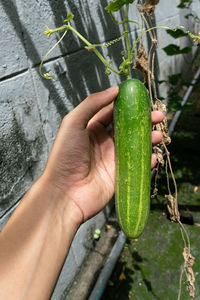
[69,86,119,129]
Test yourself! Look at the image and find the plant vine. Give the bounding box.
[40,4,199,80]
[40,1,200,298]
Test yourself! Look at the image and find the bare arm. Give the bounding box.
[0,86,164,300]
[0,179,80,300]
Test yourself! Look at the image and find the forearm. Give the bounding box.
[0,176,81,300]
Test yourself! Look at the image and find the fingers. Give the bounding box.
[151,111,164,125]
[151,153,157,169]
[152,130,162,146]
[69,86,119,129]
[88,105,165,129]
[108,128,161,169]
[88,103,113,128]
[108,128,163,144]
[69,86,164,131]
[88,103,165,131]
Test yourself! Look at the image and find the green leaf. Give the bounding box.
[177,0,192,8]
[105,0,134,13]
[169,101,193,111]
[163,44,192,56]
[163,44,180,55]
[185,13,200,23]
[166,29,187,39]
[157,80,167,85]
[182,102,193,110]
[184,13,193,19]
[168,95,183,111]
[180,47,192,54]
[178,3,186,8]
[168,73,182,85]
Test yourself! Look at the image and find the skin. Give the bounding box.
[0,86,164,300]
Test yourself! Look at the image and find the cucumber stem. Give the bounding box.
[124,4,131,61]
[124,4,132,79]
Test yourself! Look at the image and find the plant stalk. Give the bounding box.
[124,4,131,79]
[67,25,120,75]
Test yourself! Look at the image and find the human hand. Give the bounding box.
[41,86,164,224]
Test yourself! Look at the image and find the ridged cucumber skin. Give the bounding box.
[114,79,151,238]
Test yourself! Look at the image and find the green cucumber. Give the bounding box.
[114,79,152,238]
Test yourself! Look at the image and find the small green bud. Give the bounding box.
[44,73,54,80]
[44,27,54,37]
[93,228,101,240]
[95,229,101,235]
[93,233,99,239]
[105,69,111,75]
[64,12,74,22]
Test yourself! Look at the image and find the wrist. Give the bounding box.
[37,173,83,229]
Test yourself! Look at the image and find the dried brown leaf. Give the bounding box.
[142,0,160,17]
[153,146,164,167]
[151,187,158,199]
[165,194,180,222]
[133,43,152,83]
[183,247,195,299]
[183,247,195,268]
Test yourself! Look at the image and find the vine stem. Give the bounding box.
[124,4,131,79]
[64,25,121,75]
[42,24,120,76]
[162,143,178,212]
[132,25,181,53]
[40,29,68,79]
[137,5,195,298]
[109,10,143,33]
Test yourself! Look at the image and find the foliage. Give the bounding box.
[105,0,135,13]
[158,73,194,111]
[161,4,199,111]
[185,13,200,23]
[166,28,188,39]
[177,0,192,8]
[163,44,192,56]
[40,1,199,298]
[40,3,199,80]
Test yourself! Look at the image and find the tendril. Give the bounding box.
[40,29,68,79]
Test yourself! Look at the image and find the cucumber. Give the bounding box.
[114,79,152,238]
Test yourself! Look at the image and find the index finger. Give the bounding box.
[87,102,113,128]
[69,86,119,129]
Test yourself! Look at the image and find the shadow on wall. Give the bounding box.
[48,0,125,106]
[1,0,131,113]
[1,0,69,118]
[0,0,128,217]
[2,0,162,116]
[1,0,162,216]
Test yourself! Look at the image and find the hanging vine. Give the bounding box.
[40,0,199,298]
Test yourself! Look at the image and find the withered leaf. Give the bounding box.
[133,43,152,83]
[142,0,160,17]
